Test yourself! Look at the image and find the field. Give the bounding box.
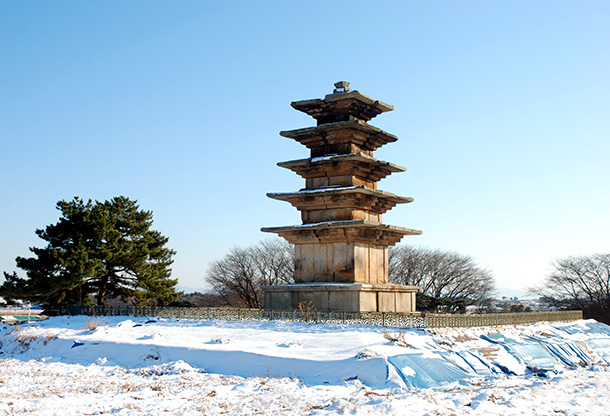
[0,316,608,415]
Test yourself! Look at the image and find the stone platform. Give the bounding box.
[262,283,419,313]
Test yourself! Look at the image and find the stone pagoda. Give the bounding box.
[261,82,421,313]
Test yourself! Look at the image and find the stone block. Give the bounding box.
[377,291,396,312]
[264,290,293,310]
[262,283,419,313]
[357,290,378,312]
[328,289,359,312]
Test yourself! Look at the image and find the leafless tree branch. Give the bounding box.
[205,239,295,308]
[389,245,496,308]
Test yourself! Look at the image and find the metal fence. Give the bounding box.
[422,310,582,328]
[63,305,583,329]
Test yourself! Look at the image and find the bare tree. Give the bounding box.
[389,245,496,310]
[205,239,295,308]
[531,253,610,324]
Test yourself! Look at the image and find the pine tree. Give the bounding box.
[1,196,179,306]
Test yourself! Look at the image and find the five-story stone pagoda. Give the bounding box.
[262,82,421,313]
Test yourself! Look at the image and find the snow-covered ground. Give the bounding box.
[0,316,609,415]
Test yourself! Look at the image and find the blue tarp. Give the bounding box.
[388,351,481,389]
[552,322,610,364]
[483,333,576,371]
[455,350,496,377]
[502,342,560,371]
[481,333,511,344]
[584,322,610,335]
[521,334,593,367]
[586,338,610,363]
[557,321,610,336]
[541,341,592,367]
[388,322,610,389]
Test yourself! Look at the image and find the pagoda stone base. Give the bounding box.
[262,283,419,313]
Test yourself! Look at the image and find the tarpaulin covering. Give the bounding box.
[586,338,610,363]
[388,351,477,389]
[558,321,610,336]
[517,333,592,367]
[482,334,561,371]
[553,321,610,364]
[503,342,560,371]
[387,322,610,389]
[455,350,496,377]
[540,341,592,367]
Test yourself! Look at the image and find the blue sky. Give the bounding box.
[2,1,609,294]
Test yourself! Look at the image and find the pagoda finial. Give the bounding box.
[333,81,351,94]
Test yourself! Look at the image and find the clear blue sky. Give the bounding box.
[2,1,609,295]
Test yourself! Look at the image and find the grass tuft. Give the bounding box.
[382,330,410,348]
[86,317,103,331]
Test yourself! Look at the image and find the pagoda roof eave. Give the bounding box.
[266,186,414,204]
[280,120,397,141]
[290,90,394,121]
[279,120,398,151]
[261,220,422,236]
[277,152,406,173]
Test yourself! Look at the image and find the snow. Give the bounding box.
[0,316,609,415]
[310,153,342,163]
[269,185,362,195]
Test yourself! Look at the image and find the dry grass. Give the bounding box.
[86,317,103,331]
[382,330,410,348]
[11,327,56,352]
[295,301,318,323]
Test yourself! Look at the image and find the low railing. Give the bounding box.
[423,310,582,328]
[63,305,583,329]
